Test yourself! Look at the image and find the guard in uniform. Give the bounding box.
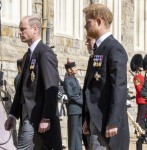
[130,54,147,130]
[63,59,83,150]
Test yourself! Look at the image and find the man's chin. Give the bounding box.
[20,39,27,43]
[86,33,95,39]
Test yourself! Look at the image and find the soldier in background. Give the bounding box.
[130,54,147,131]
[141,54,147,129]
[63,59,83,150]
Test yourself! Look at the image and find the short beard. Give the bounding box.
[87,28,99,40]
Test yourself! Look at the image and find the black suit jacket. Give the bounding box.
[10,40,62,149]
[83,35,129,150]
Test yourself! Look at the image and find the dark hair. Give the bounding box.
[83,3,113,28]
[17,59,23,67]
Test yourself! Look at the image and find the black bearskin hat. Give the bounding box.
[130,54,143,72]
[143,54,147,70]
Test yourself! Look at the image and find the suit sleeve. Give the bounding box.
[107,44,128,127]
[64,78,83,105]
[9,90,21,119]
[40,49,59,119]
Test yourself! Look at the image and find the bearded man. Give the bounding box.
[82,4,129,150]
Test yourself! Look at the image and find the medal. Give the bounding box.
[93,61,96,67]
[94,71,101,81]
[93,55,103,67]
[30,59,36,70]
[31,71,35,82]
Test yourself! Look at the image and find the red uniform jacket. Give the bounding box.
[134,73,147,104]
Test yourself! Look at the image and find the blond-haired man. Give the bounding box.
[83,4,129,150]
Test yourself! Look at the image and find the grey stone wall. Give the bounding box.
[0,0,142,136]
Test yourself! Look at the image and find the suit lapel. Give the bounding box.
[22,40,43,85]
[85,35,113,87]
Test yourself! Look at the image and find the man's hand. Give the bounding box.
[82,121,90,135]
[38,118,50,133]
[105,125,118,138]
[5,117,15,131]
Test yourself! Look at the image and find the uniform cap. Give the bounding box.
[130,54,143,72]
[64,58,76,69]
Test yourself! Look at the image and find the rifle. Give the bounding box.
[127,111,145,136]
[127,111,147,150]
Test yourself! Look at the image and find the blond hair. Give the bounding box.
[83,4,113,28]
[22,16,42,34]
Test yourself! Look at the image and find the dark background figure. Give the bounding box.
[63,59,83,150]
[83,4,129,150]
[5,15,62,150]
[141,54,147,130]
[130,54,147,131]
[14,59,22,90]
[82,36,96,150]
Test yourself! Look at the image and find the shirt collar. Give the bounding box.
[96,32,111,48]
[29,39,41,54]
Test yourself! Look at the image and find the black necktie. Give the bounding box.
[27,48,31,62]
[25,48,31,66]
[93,43,97,52]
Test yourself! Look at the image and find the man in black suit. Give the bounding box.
[5,16,62,150]
[82,4,129,150]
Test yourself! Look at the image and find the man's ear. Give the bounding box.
[33,26,38,33]
[96,17,101,26]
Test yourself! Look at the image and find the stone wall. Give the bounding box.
[0,0,142,136]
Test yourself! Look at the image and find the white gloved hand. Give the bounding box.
[62,94,68,101]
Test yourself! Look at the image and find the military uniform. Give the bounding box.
[131,54,147,130]
[64,62,83,150]
[134,73,147,130]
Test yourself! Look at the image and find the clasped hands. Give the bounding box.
[82,121,118,138]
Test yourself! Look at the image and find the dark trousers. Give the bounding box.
[137,104,147,130]
[68,114,82,150]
